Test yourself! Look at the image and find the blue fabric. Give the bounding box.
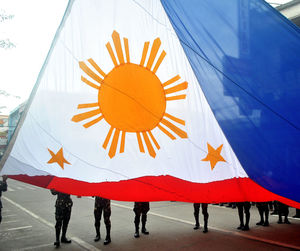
[161,0,300,203]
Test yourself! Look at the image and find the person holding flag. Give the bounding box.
[0,175,8,224]
[51,189,73,248]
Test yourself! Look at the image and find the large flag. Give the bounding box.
[1,0,300,207]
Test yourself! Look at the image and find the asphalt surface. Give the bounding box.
[0,179,299,251]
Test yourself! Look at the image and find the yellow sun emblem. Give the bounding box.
[72,31,188,158]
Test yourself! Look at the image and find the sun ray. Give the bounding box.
[83,115,104,128]
[112,31,125,64]
[120,131,126,153]
[124,38,130,63]
[166,95,186,101]
[79,62,103,84]
[81,76,99,90]
[77,103,99,109]
[146,38,161,70]
[148,131,160,150]
[160,118,187,138]
[164,113,185,125]
[142,132,156,158]
[106,42,118,66]
[136,132,145,153]
[163,75,180,88]
[157,124,176,140]
[153,51,166,74]
[108,128,120,158]
[140,41,150,66]
[88,58,106,78]
[103,126,114,149]
[165,81,188,95]
[72,108,101,122]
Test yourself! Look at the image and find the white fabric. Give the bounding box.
[1,0,248,183]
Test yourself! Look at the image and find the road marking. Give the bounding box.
[2,196,101,251]
[7,187,15,192]
[5,214,17,217]
[111,202,300,250]
[6,226,32,231]
[1,220,19,224]
[15,243,53,251]
[72,236,102,251]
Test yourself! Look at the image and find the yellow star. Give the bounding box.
[202,143,226,170]
[47,147,71,169]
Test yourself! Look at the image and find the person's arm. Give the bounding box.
[1,176,7,192]
[51,189,58,195]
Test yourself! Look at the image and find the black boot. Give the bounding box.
[256,208,264,225]
[61,224,71,244]
[284,216,291,224]
[134,222,140,238]
[54,226,61,248]
[203,215,208,233]
[141,214,149,235]
[94,225,100,242]
[193,212,200,230]
[278,214,283,224]
[104,225,111,245]
[263,210,269,226]
[242,213,250,231]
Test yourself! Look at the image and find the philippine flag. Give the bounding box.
[1,0,300,208]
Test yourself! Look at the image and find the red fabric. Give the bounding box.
[8,175,300,209]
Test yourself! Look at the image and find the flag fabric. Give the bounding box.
[1,0,300,207]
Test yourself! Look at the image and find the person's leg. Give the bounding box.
[263,204,269,226]
[293,209,300,218]
[141,202,150,234]
[283,205,290,224]
[271,201,278,215]
[202,203,209,233]
[236,203,244,229]
[193,203,200,229]
[54,208,63,247]
[61,207,72,243]
[94,207,102,242]
[242,202,251,231]
[103,201,111,245]
[256,204,264,225]
[133,203,141,238]
[277,202,283,223]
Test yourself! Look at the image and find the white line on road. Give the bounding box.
[14,243,54,251]
[72,236,102,251]
[1,220,19,224]
[111,202,300,250]
[6,226,32,231]
[3,196,101,251]
[7,187,15,192]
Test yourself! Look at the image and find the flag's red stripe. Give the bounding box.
[7,175,300,209]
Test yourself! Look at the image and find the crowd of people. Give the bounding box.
[0,176,299,248]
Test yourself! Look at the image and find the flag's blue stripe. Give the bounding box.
[161,0,300,203]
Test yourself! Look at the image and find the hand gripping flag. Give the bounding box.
[1,0,300,207]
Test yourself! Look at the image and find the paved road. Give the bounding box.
[0,179,299,251]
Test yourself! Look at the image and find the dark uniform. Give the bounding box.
[293,208,300,218]
[193,203,209,233]
[0,176,8,224]
[133,202,150,238]
[277,202,290,224]
[51,190,73,247]
[94,196,111,245]
[236,202,251,231]
[256,202,269,226]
